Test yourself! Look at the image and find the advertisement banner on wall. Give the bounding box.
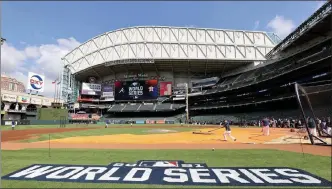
[27,72,45,92]
[81,83,102,95]
[102,85,114,97]
[17,96,30,103]
[30,97,42,105]
[2,94,17,102]
[159,82,172,96]
[156,120,165,124]
[42,99,52,106]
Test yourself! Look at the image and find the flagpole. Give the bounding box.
[53,80,57,103]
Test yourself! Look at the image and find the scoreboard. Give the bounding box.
[114,80,158,100]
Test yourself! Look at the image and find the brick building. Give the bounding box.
[1,74,25,93]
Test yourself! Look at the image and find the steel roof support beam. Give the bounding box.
[154,62,159,76]
[139,63,144,73]
[266,1,331,58]
[63,26,276,74]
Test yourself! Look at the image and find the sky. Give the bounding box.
[1,1,327,97]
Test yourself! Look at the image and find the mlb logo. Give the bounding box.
[139,160,179,167]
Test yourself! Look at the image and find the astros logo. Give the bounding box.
[30,75,44,90]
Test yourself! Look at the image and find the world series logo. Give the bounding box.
[2,160,331,187]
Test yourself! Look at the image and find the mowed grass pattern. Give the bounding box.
[2,149,331,188]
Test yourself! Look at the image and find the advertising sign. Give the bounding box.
[42,99,52,106]
[27,72,45,92]
[81,83,101,95]
[3,160,331,187]
[17,96,30,103]
[2,94,17,102]
[102,85,114,97]
[100,97,114,102]
[114,80,158,100]
[30,97,42,105]
[159,82,172,96]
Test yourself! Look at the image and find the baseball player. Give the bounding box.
[262,117,270,136]
[222,120,237,141]
[11,120,16,130]
[307,117,317,137]
[105,120,109,128]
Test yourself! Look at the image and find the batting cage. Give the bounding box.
[294,82,332,146]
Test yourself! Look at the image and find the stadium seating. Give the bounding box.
[139,104,155,111]
[109,104,125,112]
[122,104,140,112]
[202,45,331,96]
[155,104,172,111]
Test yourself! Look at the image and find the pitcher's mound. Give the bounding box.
[146,129,178,133]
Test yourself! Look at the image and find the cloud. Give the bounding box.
[1,38,80,97]
[253,20,260,30]
[267,15,296,39]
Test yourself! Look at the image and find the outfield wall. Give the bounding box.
[37,108,68,120]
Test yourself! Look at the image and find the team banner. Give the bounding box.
[27,72,45,92]
[2,94,17,102]
[114,80,158,100]
[17,96,30,103]
[102,85,114,97]
[81,83,101,95]
[2,160,331,187]
[159,82,172,96]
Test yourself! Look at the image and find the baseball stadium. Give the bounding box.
[1,2,331,188]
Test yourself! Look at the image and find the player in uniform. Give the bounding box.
[262,117,270,136]
[307,117,317,137]
[11,120,16,130]
[222,120,237,141]
[105,120,109,128]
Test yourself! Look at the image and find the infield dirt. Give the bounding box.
[1,126,331,156]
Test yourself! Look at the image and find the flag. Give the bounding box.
[52,78,58,84]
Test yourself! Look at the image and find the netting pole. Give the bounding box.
[294,83,315,145]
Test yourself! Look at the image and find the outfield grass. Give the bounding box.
[1,124,195,131]
[1,149,331,188]
[22,127,195,142]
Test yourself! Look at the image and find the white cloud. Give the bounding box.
[267,15,296,39]
[1,38,80,97]
[253,20,260,30]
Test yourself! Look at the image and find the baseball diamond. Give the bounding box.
[1,1,332,188]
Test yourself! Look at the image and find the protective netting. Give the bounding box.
[295,83,332,145]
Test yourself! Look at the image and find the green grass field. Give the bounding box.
[1,124,195,131]
[2,149,331,188]
[22,126,195,142]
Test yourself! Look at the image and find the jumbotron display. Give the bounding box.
[114,80,158,100]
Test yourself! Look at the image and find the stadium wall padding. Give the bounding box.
[135,120,145,124]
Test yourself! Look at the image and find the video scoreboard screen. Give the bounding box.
[114,80,158,100]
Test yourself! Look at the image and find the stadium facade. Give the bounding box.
[60,1,331,123]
